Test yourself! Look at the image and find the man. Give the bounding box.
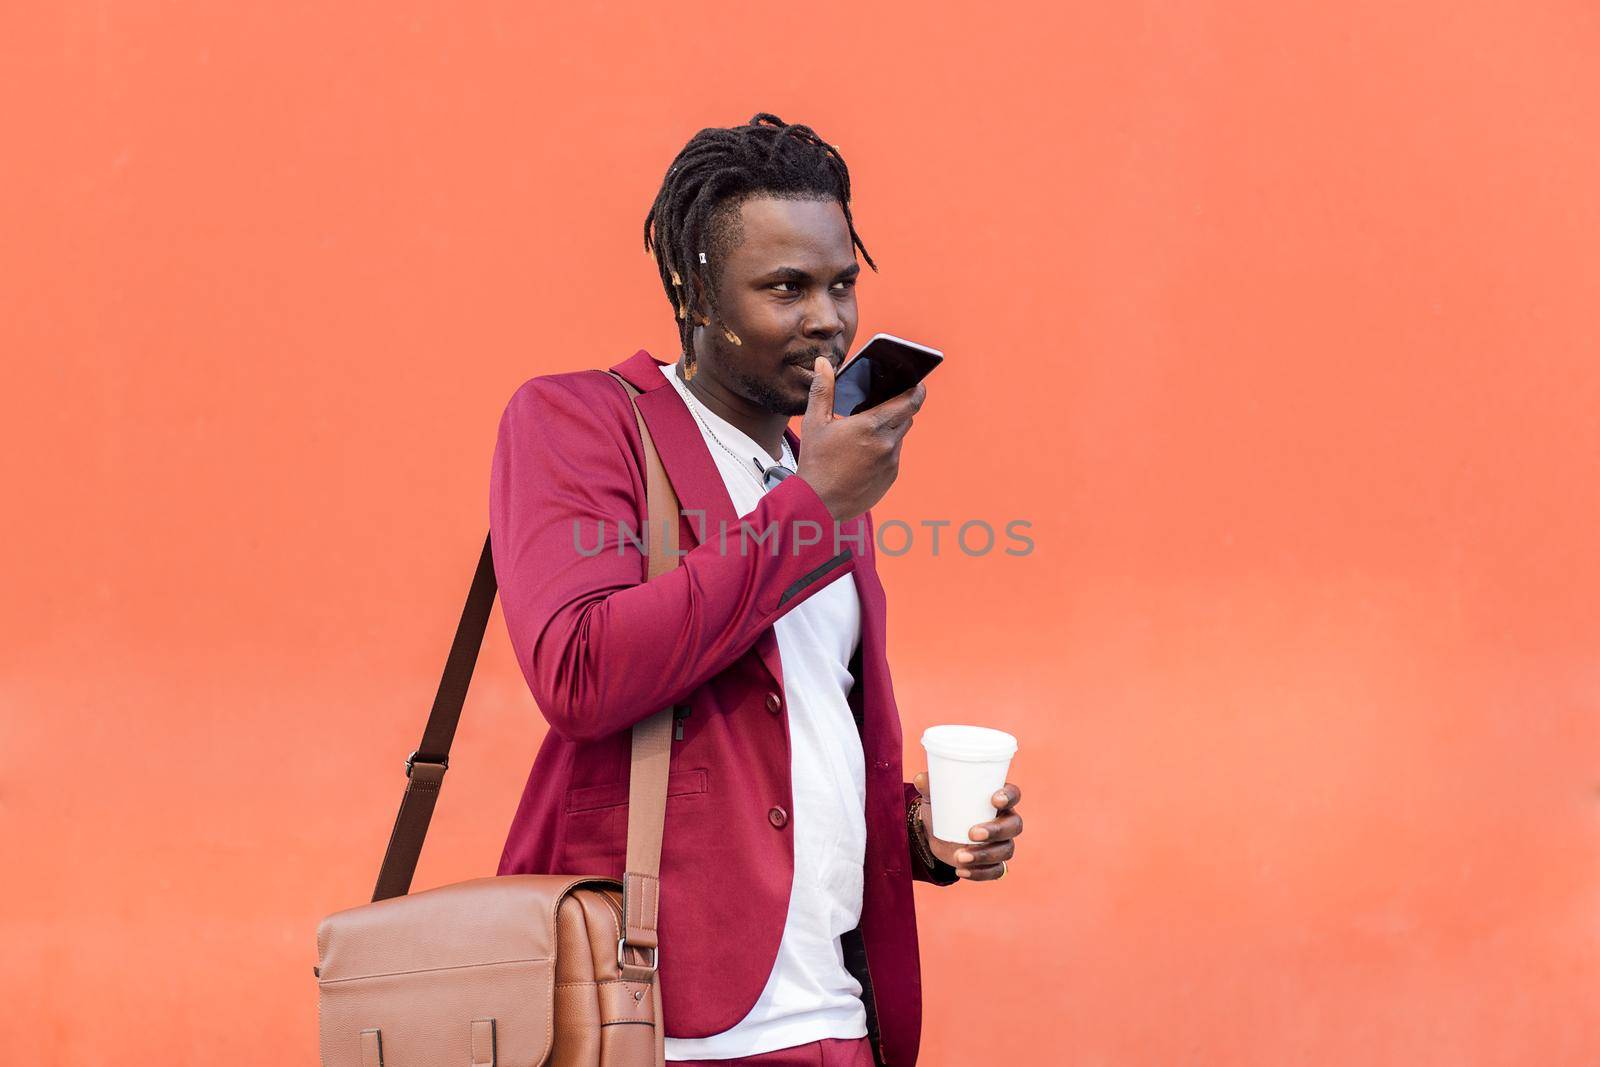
[490,114,1024,1066]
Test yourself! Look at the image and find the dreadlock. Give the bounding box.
[643,113,877,379]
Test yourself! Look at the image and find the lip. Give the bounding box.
[788,355,842,372]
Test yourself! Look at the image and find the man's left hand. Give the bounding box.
[912,771,1022,881]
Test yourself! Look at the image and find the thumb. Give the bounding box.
[802,356,835,432]
[913,771,929,798]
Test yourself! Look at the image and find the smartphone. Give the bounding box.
[831,333,944,418]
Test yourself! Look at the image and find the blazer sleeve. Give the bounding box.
[489,373,860,744]
[903,781,961,886]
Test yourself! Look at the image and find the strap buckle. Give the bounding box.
[404,750,449,778]
[617,936,659,974]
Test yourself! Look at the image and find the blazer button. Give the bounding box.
[765,691,782,714]
[768,806,788,828]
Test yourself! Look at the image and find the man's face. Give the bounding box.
[694,195,860,417]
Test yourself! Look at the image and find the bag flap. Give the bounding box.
[317,874,619,1066]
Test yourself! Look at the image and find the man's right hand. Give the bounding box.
[796,355,927,524]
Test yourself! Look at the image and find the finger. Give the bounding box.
[951,840,1015,867]
[873,383,926,426]
[993,783,1021,810]
[956,861,1008,881]
[801,356,836,435]
[892,379,927,411]
[877,415,917,450]
[967,811,1023,842]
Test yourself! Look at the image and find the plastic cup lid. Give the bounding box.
[920,724,1018,762]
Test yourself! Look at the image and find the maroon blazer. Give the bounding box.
[489,348,957,1066]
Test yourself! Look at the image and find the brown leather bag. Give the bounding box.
[316,372,680,1066]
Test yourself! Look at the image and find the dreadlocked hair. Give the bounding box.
[643,112,877,378]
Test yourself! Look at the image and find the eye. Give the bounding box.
[770,281,800,294]
[831,278,857,291]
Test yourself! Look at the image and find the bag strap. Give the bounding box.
[368,528,497,903]
[612,371,678,982]
[372,370,680,985]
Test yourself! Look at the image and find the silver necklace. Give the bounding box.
[675,371,794,492]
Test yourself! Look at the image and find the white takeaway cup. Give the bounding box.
[920,725,1019,844]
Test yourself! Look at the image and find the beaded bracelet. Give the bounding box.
[906,794,944,871]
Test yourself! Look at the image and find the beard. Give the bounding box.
[707,334,809,417]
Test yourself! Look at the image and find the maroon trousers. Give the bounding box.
[670,1036,876,1066]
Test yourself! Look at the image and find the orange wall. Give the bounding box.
[3,3,1597,1064]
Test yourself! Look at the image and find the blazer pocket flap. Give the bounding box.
[565,768,709,813]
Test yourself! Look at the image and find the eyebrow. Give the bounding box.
[760,263,862,283]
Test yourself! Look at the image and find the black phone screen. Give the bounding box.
[831,333,944,417]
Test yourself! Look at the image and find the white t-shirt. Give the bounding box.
[658,360,869,1061]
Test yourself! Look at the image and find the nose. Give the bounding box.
[801,292,845,341]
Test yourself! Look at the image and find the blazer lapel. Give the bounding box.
[610,349,740,540]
